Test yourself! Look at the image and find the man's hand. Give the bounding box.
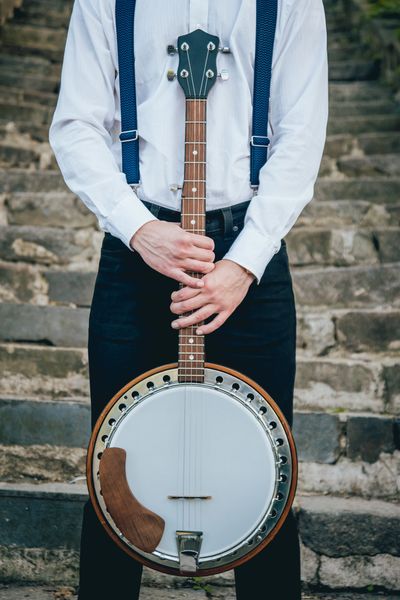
[130,221,215,288]
[170,259,256,335]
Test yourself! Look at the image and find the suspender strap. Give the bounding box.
[250,0,278,187]
[116,0,278,188]
[116,0,140,185]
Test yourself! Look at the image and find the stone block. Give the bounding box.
[0,303,89,347]
[0,170,65,194]
[298,495,400,557]
[46,271,96,307]
[293,412,341,464]
[383,363,400,413]
[314,178,400,202]
[292,264,400,308]
[6,192,97,229]
[346,416,395,463]
[0,343,89,399]
[319,553,400,591]
[335,310,400,353]
[0,399,90,447]
[337,154,400,178]
[297,313,336,355]
[0,262,47,304]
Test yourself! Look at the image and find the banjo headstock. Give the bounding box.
[176,29,220,99]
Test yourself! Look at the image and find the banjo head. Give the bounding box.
[87,363,298,576]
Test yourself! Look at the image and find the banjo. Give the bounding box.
[87,27,298,576]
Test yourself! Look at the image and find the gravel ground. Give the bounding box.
[0,585,398,600]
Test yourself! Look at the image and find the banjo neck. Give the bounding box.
[178,98,207,383]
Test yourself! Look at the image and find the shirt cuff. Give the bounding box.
[104,189,158,251]
[222,223,281,285]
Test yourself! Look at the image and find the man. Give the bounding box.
[50,0,328,598]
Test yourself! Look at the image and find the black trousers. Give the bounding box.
[78,199,301,600]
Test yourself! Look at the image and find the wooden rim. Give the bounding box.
[86,361,298,575]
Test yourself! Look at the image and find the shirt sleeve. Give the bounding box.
[48,0,157,249]
[223,0,329,284]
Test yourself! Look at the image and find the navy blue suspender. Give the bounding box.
[116,0,278,189]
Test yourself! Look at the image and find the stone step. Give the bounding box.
[0,225,101,266]
[328,81,393,102]
[1,588,399,600]
[0,100,53,127]
[0,300,399,355]
[328,114,400,135]
[336,154,400,178]
[0,23,66,61]
[5,192,97,228]
[328,60,379,81]
[0,53,60,78]
[0,483,398,591]
[0,85,57,108]
[12,0,73,29]
[1,223,399,268]
[1,342,398,413]
[0,396,398,495]
[0,69,59,94]
[298,199,400,228]
[315,178,400,201]
[329,99,399,117]
[1,258,399,309]
[0,143,40,169]
[324,133,400,159]
[0,169,66,193]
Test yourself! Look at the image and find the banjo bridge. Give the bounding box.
[168,495,212,500]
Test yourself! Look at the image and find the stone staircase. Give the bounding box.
[0,0,399,597]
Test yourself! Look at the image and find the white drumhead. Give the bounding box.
[108,384,277,559]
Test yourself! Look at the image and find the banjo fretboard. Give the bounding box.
[178,99,207,383]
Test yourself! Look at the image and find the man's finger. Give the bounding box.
[188,233,215,250]
[171,287,201,302]
[170,292,207,315]
[196,311,229,335]
[171,269,204,289]
[171,304,216,329]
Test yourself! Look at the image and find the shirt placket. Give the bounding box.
[189,0,209,30]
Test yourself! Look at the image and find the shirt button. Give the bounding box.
[233,225,239,232]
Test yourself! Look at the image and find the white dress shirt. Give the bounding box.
[49,0,328,283]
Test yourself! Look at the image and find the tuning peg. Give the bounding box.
[167,44,178,55]
[219,46,231,53]
[167,69,177,81]
[170,183,183,192]
[218,69,229,81]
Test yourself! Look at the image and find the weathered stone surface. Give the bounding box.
[297,313,336,355]
[287,228,383,267]
[6,192,97,228]
[329,60,379,81]
[0,343,89,399]
[0,399,90,447]
[328,114,400,135]
[0,225,101,266]
[292,264,400,308]
[298,453,400,499]
[46,271,96,307]
[293,412,341,464]
[298,495,400,557]
[295,355,385,413]
[337,154,400,178]
[319,553,400,591]
[0,169,65,194]
[0,303,89,347]
[297,200,396,228]
[0,547,79,586]
[346,416,396,463]
[0,445,86,484]
[383,363,400,413]
[374,227,400,263]
[0,261,47,304]
[328,81,392,102]
[335,310,400,353]
[314,178,400,202]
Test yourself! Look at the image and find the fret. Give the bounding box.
[185,141,206,144]
[184,161,206,164]
[186,120,206,123]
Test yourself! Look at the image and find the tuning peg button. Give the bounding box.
[219,46,231,54]
[167,44,178,55]
[167,69,176,81]
[218,69,229,81]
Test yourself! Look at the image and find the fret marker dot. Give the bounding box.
[193,150,198,155]
[191,219,196,225]
[189,338,194,344]
[192,187,197,192]
[189,354,194,360]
